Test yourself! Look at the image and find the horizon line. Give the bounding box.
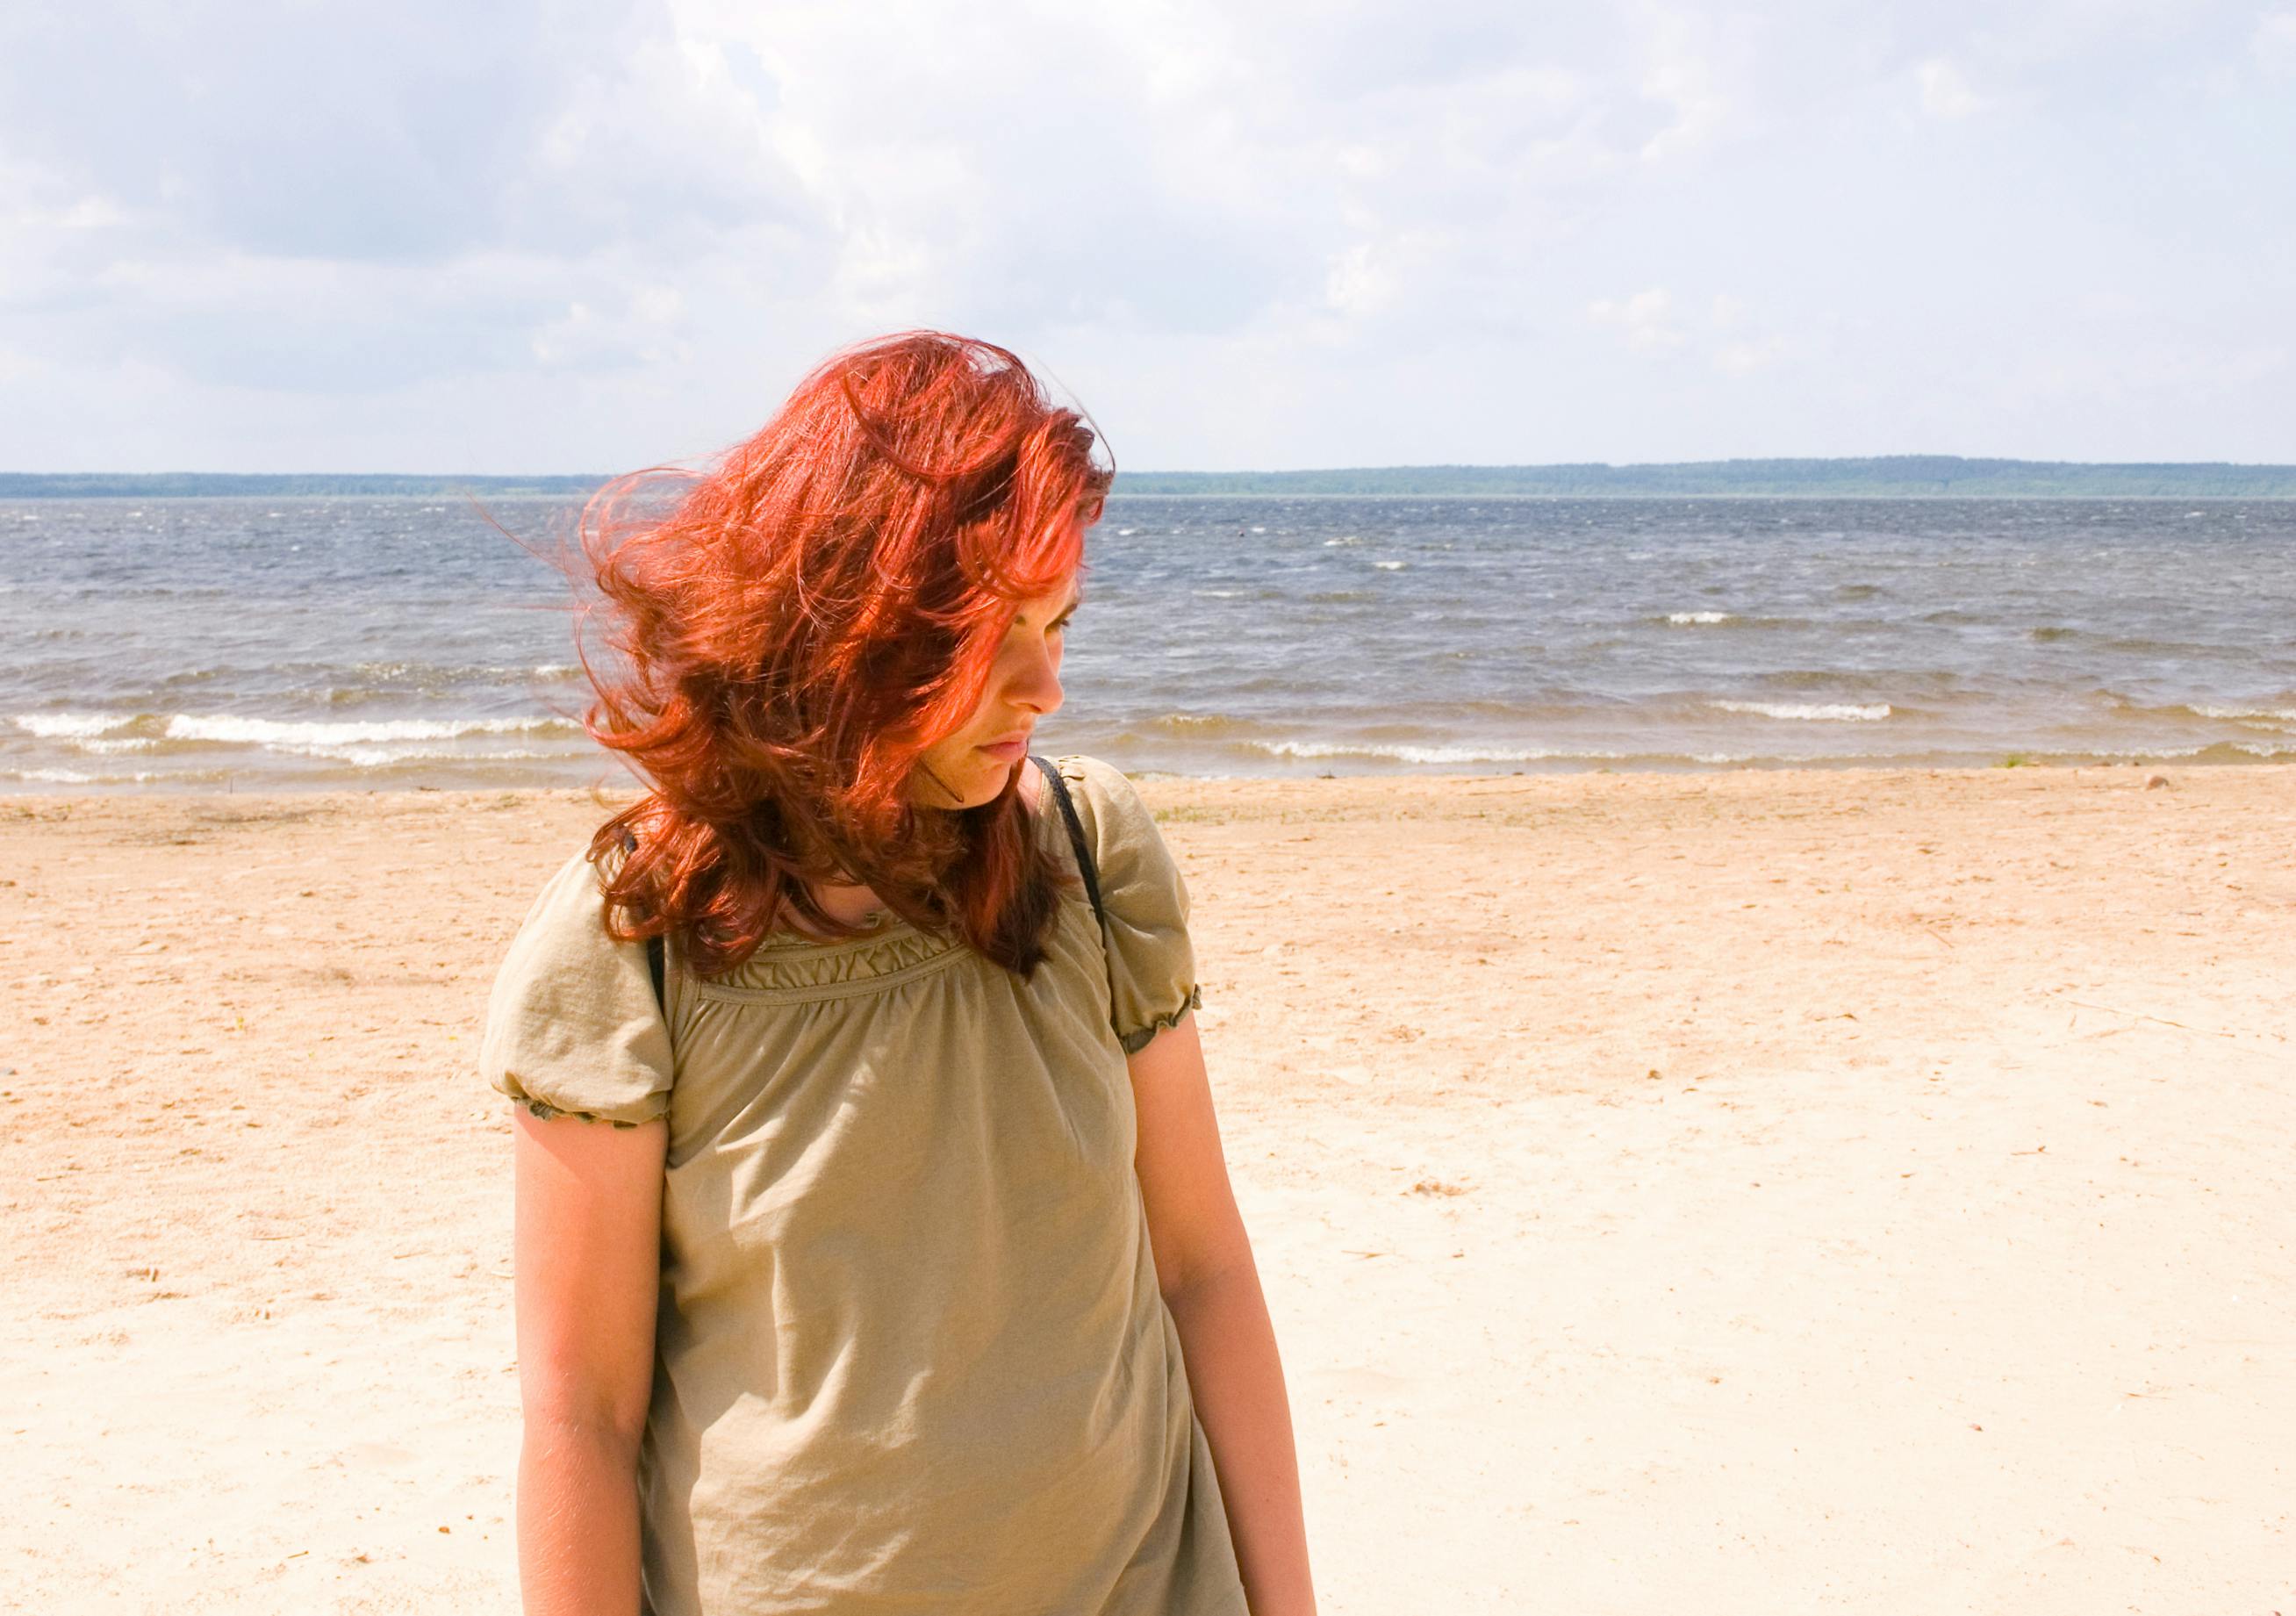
[8,452,2296,479]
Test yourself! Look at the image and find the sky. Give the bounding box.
[2,0,2292,474]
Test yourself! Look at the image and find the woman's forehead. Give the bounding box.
[1008,575,1083,625]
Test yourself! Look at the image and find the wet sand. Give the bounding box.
[4,763,2291,1612]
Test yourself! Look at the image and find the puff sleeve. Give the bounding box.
[1058,754,1204,1055]
[477,847,675,1127]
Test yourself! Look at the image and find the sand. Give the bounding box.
[3,763,2291,1614]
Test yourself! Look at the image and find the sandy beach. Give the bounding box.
[4,762,2291,1614]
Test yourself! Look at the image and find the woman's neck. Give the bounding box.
[785,764,1046,938]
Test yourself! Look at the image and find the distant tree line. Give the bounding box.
[1108,456,2296,498]
[4,456,2294,499]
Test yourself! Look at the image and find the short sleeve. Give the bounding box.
[477,847,675,1127]
[1058,754,1203,1055]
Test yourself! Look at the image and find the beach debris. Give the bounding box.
[2144,773,2171,789]
[2056,996,2229,1038]
[1406,1178,1470,1197]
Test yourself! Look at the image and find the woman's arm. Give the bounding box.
[1128,1010,1317,1616]
[510,1106,668,1616]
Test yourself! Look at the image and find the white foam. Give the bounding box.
[1711,700,1892,722]
[1252,739,1614,765]
[163,715,565,746]
[2192,704,2296,722]
[1667,611,1733,625]
[12,711,139,739]
[277,743,567,768]
[1373,560,1407,571]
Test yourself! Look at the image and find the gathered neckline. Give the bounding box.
[682,762,1076,1002]
[748,760,1060,952]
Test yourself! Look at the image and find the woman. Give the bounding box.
[478,331,1317,1614]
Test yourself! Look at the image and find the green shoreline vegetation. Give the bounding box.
[4,456,2295,499]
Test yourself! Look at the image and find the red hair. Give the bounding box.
[560,330,1112,980]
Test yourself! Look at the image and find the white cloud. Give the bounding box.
[1702,293,1785,372]
[1324,243,1396,318]
[1712,336,1784,374]
[0,0,2289,470]
[1589,288,1688,353]
[1588,287,1786,372]
[1634,8,1746,161]
[1916,57,1982,119]
[2256,11,2296,75]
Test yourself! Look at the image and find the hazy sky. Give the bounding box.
[3,0,2292,472]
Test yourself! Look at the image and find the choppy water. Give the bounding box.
[4,495,2292,791]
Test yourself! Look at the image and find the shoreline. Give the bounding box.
[5,764,2291,1611]
[5,747,2291,800]
[6,756,2287,820]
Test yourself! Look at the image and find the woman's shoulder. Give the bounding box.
[1042,754,1202,1054]
[478,841,673,1128]
[1042,753,1189,910]
[499,842,630,956]
[1046,753,1162,844]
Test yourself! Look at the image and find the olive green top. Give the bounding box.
[478,754,1246,1615]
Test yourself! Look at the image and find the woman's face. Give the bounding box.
[906,567,1083,810]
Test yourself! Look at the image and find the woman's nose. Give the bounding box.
[1008,641,1064,716]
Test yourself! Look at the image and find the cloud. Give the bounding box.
[1915,57,1981,119]
[1712,337,1784,374]
[0,0,812,265]
[1589,286,1789,373]
[1589,288,1688,353]
[2257,11,2296,76]
[0,0,837,398]
[1635,9,1742,160]
[1324,243,1397,319]
[0,0,2290,470]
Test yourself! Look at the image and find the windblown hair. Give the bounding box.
[561,330,1112,981]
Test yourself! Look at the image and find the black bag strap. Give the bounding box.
[1029,752,1107,938]
[613,825,668,1015]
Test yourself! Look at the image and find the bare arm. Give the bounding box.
[1128,1010,1317,1616]
[511,1107,667,1616]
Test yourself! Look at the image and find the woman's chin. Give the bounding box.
[908,758,1014,811]
[968,758,1020,804]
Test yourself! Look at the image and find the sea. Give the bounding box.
[4,495,2292,792]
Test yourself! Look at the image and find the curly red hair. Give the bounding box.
[560,330,1112,980]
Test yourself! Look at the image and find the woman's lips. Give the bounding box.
[977,738,1029,762]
